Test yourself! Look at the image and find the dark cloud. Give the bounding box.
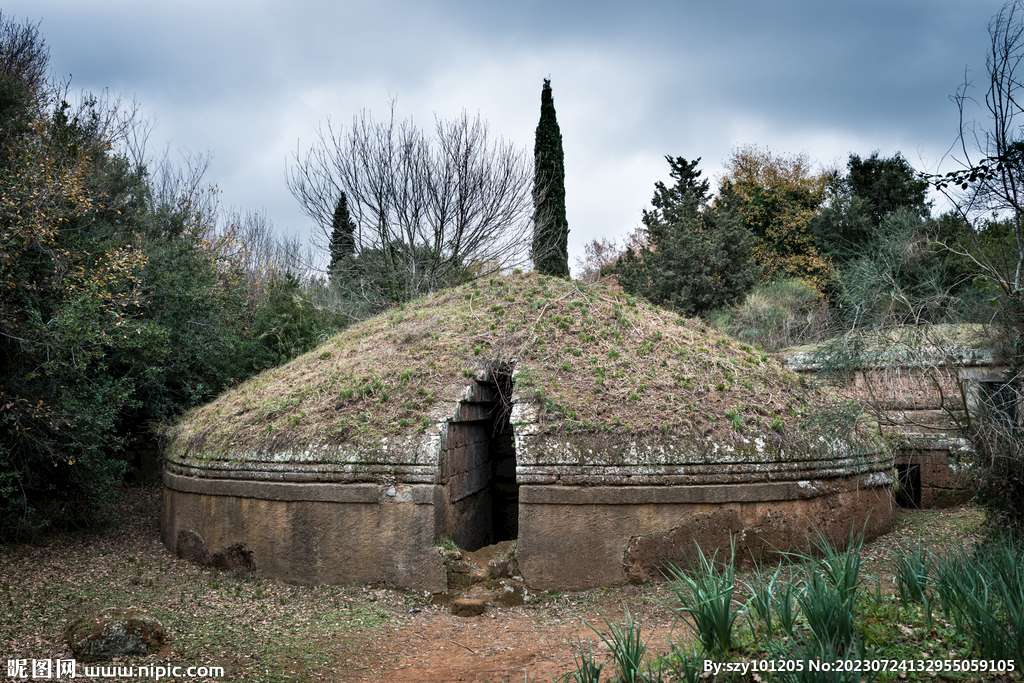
[6,0,1010,271]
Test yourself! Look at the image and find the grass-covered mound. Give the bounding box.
[167,272,875,467]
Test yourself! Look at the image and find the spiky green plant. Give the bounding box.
[585,607,646,683]
[664,642,704,683]
[744,560,782,637]
[562,638,604,683]
[798,568,859,654]
[890,538,934,628]
[663,543,741,657]
[932,536,1024,665]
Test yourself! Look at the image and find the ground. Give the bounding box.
[0,484,991,682]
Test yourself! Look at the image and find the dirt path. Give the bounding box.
[334,503,988,682]
[339,591,680,683]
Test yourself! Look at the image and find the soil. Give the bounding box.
[0,484,990,683]
[343,592,679,682]
[342,501,988,682]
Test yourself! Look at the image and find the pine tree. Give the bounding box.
[613,156,760,316]
[329,192,355,276]
[532,78,569,278]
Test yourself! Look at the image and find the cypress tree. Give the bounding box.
[329,192,355,276]
[532,78,569,278]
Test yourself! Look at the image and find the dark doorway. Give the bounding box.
[446,367,517,552]
[488,367,518,543]
[895,463,921,509]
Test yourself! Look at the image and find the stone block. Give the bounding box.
[65,607,165,662]
[452,598,485,617]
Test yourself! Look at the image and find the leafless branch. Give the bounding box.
[287,104,537,309]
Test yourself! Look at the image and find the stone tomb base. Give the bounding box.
[162,472,892,592]
[895,447,973,509]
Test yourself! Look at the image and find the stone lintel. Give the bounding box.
[163,472,434,504]
[519,480,848,506]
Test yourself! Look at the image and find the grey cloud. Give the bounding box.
[5,0,1011,269]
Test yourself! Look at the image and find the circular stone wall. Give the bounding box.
[163,273,894,592]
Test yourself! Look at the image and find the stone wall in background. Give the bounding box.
[785,349,1005,509]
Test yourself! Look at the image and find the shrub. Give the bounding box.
[707,278,830,350]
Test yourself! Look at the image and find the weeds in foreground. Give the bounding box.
[890,538,934,628]
[563,527,1022,682]
[662,544,742,657]
[584,607,646,683]
[663,641,705,683]
[931,536,1024,667]
[563,639,603,683]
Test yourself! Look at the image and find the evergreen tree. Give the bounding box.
[612,157,760,316]
[812,151,931,266]
[532,78,569,278]
[847,151,930,224]
[329,192,355,275]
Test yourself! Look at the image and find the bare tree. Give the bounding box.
[123,120,317,297]
[894,1,1024,522]
[286,106,536,310]
[573,237,623,284]
[0,12,48,98]
[935,0,1024,303]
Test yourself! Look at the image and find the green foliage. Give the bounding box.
[743,560,783,638]
[707,278,829,350]
[813,151,931,267]
[814,195,1017,526]
[928,536,1024,666]
[664,642,705,683]
[532,79,569,278]
[0,20,340,539]
[557,514,1022,682]
[719,145,833,290]
[584,607,646,683]
[328,192,355,277]
[848,151,931,225]
[612,156,760,316]
[836,209,985,328]
[797,570,860,657]
[811,191,878,267]
[890,539,935,629]
[663,543,741,657]
[564,639,604,682]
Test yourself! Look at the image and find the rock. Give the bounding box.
[490,579,528,607]
[487,558,510,578]
[209,542,255,571]
[175,529,209,566]
[451,598,485,617]
[175,530,254,571]
[65,607,165,662]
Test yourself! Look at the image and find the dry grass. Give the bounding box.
[169,272,839,461]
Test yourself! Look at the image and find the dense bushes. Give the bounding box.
[0,19,340,539]
[706,279,830,351]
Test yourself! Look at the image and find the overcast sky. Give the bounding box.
[7,0,1011,275]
